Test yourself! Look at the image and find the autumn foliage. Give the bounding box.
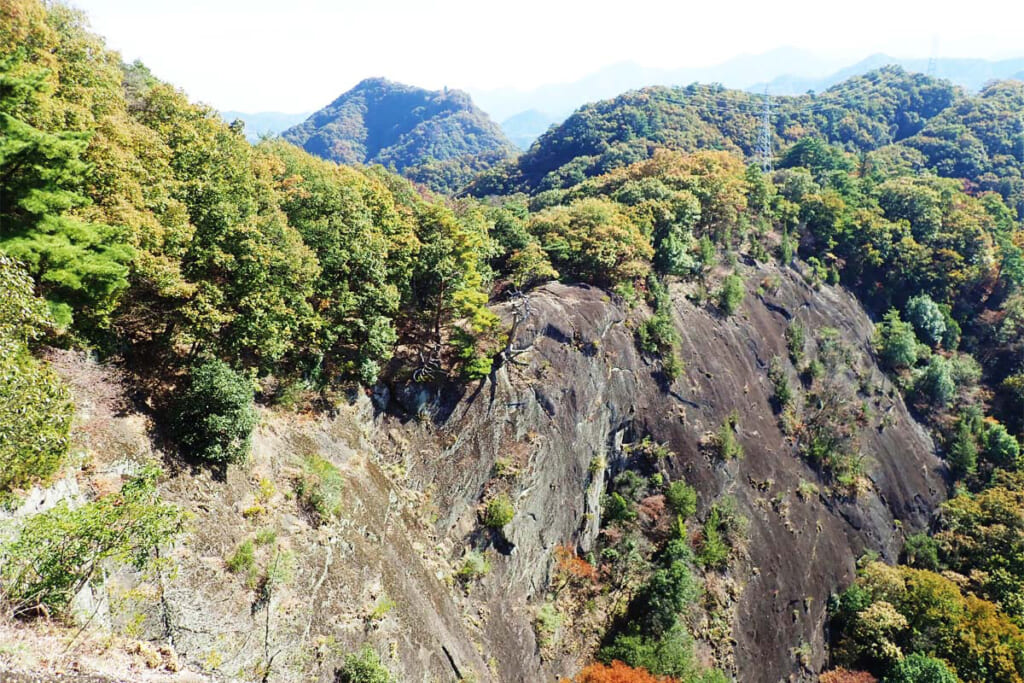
[819,669,877,683]
[554,544,599,587]
[563,660,679,683]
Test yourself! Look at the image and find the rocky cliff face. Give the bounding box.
[374,265,945,681]
[5,263,946,682]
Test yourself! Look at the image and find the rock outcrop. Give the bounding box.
[11,263,945,682]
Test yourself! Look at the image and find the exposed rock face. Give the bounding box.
[374,266,945,681]
[26,263,945,682]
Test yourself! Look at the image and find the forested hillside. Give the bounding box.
[2,0,1024,681]
[282,77,516,194]
[470,67,1024,218]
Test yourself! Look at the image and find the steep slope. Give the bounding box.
[282,77,516,192]
[377,270,945,681]
[5,264,945,682]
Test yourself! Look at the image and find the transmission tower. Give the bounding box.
[926,36,939,78]
[757,89,773,173]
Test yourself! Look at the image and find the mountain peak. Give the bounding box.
[283,78,513,183]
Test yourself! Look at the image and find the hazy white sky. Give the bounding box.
[69,0,1024,112]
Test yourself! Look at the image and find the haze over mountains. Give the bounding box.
[224,50,1024,150]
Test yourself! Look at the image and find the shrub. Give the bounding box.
[915,356,955,407]
[884,654,957,683]
[170,359,257,464]
[904,294,946,348]
[901,533,941,571]
[874,310,918,370]
[698,508,729,570]
[664,481,697,520]
[295,454,344,525]
[0,347,73,495]
[716,274,745,315]
[599,623,702,679]
[568,660,672,683]
[483,493,514,528]
[0,467,185,617]
[714,413,743,460]
[226,540,255,574]
[604,492,637,523]
[456,550,490,581]
[335,646,394,683]
[980,420,1021,469]
[786,320,806,364]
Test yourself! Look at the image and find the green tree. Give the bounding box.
[904,294,947,348]
[916,355,956,407]
[717,273,745,315]
[874,310,918,370]
[0,60,131,328]
[884,654,957,683]
[411,202,498,352]
[530,197,653,287]
[336,646,394,683]
[665,481,697,520]
[0,467,185,617]
[169,359,257,465]
[0,254,72,494]
[948,413,979,477]
[699,507,729,570]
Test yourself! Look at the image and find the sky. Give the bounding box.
[69,0,1024,113]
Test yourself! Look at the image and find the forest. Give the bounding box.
[2,0,1024,681]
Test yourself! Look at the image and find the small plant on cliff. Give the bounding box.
[295,454,344,525]
[169,358,257,465]
[534,601,563,647]
[665,481,697,520]
[714,412,744,460]
[768,356,793,411]
[698,507,729,570]
[336,646,394,683]
[716,273,745,316]
[226,539,256,575]
[482,493,515,528]
[457,551,491,582]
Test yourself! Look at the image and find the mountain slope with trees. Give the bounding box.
[2,1,1024,681]
[281,77,516,193]
[470,66,1024,216]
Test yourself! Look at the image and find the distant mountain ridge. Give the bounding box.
[470,64,1024,219]
[473,51,1024,148]
[750,53,1024,95]
[501,109,559,150]
[221,110,309,143]
[281,78,515,192]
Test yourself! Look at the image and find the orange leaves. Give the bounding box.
[554,544,599,585]
[564,660,679,683]
[819,669,877,683]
